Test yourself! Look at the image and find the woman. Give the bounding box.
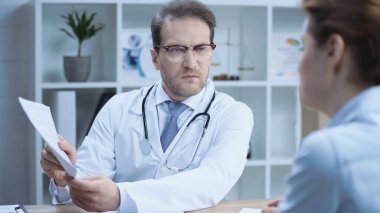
[263,0,380,212]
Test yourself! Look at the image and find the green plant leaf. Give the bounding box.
[59,28,75,39]
[60,10,105,56]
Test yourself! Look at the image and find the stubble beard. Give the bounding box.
[168,79,206,99]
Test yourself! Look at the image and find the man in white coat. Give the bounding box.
[40,0,254,212]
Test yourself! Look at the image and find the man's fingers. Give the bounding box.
[66,175,105,193]
[44,143,52,153]
[70,192,88,211]
[268,199,281,207]
[66,177,93,191]
[41,148,60,166]
[57,137,76,162]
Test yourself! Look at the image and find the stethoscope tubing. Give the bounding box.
[142,84,215,141]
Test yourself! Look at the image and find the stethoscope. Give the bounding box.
[140,84,215,171]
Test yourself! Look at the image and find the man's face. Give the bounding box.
[150,17,213,101]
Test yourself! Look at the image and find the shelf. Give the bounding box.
[238,166,266,199]
[270,165,292,197]
[120,78,159,88]
[270,87,299,159]
[42,82,118,89]
[203,0,298,7]
[37,0,118,4]
[40,3,117,83]
[214,81,267,87]
[269,159,293,165]
[245,160,266,167]
[270,81,299,87]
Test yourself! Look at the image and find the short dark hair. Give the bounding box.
[302,0,380,85]
[151,0,216,52]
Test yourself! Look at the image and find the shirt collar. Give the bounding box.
[155,80,206,110]
[327,85,380,128]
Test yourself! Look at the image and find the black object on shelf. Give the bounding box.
[83,91,116,140]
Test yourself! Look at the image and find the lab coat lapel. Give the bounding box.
[129,93,145,139]
[129,85,162,158]
[144,85,164,156]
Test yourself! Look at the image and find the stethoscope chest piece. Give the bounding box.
[140,140,151,155]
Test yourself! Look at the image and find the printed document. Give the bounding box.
[19,97,77,177]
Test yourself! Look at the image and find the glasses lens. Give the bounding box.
[193,44,213,58]
[163,44,214,63]
[166,46,187,63]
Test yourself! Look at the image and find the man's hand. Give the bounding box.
[65,175,121,212]
[40,135,76,187]
[261,199,281,213]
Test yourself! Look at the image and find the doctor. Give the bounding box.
[40,0,254,212]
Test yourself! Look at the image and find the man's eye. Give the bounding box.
[194,45,207,52]
[168,47,187,54]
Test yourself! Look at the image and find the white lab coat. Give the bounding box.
[52,80,254,212]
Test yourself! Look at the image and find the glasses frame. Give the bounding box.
[155,43,216,63]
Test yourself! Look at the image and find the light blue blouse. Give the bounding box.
[279,86,380,213]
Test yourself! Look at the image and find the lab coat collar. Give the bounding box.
[129,84,158,115]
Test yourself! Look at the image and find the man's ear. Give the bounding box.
[326,33,345,71]
[150,48,160,70]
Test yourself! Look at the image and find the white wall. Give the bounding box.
[0,0,34,204]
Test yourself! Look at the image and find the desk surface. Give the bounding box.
[25,199,269,213]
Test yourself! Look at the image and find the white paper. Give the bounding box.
[239,208,262,213]
[19,97,77,177]
[0,205,18,213]
[0,205,26,213]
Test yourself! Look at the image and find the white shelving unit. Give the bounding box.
[33,0,305,204]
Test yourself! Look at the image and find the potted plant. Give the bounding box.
[60,10,104,82]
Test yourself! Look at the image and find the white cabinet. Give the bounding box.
[33,0,304,204]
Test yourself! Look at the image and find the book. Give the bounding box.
[270,33,302,81]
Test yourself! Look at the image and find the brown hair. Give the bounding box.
[151,0,216,52]
[302,0,380,85]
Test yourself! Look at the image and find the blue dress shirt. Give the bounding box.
[279,86,380,213]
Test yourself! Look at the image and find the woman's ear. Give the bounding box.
[326,34,345,71]
[150,48,160,70]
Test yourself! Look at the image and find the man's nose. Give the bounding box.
[183,49,197,69]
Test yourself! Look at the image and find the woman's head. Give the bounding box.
[302,0,380,85]
[299,0,380,115]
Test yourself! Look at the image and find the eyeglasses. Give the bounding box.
[155,43,216,63]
